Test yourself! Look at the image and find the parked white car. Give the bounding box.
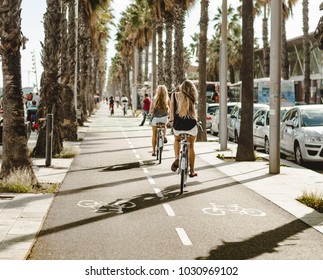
[210,102,237,136]
[253,107,289,153]
[227,103,269,142]
[206,103,219,130]
[280,104,323,165]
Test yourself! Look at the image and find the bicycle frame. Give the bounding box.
[156,122,165,164]
[178,133,189,194]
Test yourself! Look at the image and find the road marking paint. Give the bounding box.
[154,188,164,198]
[142,167,149,173]
[138,160,144,165]
[176,228,192,246]
[147,176,156,185]
[135,154,140,159]
[163,204,175,217]
[130,145,134,149]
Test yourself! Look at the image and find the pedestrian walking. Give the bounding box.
[139,93,151,126]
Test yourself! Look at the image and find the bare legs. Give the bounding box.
[173,134,196,174]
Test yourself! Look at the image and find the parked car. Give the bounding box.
[253,107,289,153]
[210,102,238,136]
[280,104,323,165]
[227,103,269,142]
[206,103,219,131]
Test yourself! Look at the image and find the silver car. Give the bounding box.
[227,103,269,142]
[253,107,289,153]
[280,105,323,165]
[210,102,237,136]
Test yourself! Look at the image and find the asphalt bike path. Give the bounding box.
[28,105,323,260]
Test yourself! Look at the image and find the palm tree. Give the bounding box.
[196,0,208,142]
[61,0,78,141]
[257,0,270,77]
[0,0,37,180]
[173,0,196,87]
[32,0,64,158]
[282,0,299,80]
[302,0,310,104]
[236,0,255,161]
[213,4,242,83]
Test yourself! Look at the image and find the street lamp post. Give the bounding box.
[219,0,228,150]
[269,1,282,174]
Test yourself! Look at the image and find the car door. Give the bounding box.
[253,109,266,147]
[281,108,299,154]
[227,105,239,140]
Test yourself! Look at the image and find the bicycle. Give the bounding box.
[178,133,189,194]
[156,122,165,164]
[122,102,127,115]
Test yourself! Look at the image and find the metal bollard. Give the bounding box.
[45,114,54,167]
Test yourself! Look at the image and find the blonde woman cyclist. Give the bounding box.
[169,80,198,177]
[149,85,169,157]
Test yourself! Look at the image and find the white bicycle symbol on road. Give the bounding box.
[77,200,136,213]
[202,203,266,217]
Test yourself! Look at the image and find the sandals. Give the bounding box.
[152,152,156,157]
[171,159,179,172]
[164,137,168,144]
[189,173,198,178]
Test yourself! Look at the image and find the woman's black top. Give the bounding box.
[173,93,197,131]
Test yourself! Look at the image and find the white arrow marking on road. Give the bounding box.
[163,204,175,217]
[176,228,192,246]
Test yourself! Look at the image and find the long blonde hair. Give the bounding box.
[176,80,197,119]
[154,85,168,112]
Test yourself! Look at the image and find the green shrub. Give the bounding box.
[297,192,323,213]
[55,146,80,158]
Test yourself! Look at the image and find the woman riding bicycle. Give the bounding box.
[149,85,169,157]
[169,80,198,178]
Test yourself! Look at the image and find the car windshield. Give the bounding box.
[301,109,323,127]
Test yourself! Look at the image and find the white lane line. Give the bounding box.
[147,176,156,185]
[154,188,164,198]
[142,167,149,173]
[135,154,140,159]
[138,160,144,165]
[163,204,175,217]
[130,145,134,149]
[176,228,192,246]
[132,149,137,154]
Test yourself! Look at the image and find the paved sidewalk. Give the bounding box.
[1,105,323,259]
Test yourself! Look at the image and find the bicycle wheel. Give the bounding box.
[158,132,163,164]
[180,169,185,194]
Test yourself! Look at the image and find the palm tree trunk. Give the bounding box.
[281,17,289,80]
[303,0,311,104]
[236,0,255,161]
[197,0,208,142]
[164,12,173,93]
[157,19,164,85]
[62,0,77,141]
[173,2,185,86]
[0,0,36,179]
[33,0,64,158]
[152,26,157,95]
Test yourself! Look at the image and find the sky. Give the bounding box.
[0,0,321,88]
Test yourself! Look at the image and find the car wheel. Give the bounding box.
[294,143,303,165]
[264,137,269,154]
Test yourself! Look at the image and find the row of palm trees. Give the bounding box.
[0,0,112,182]
[0,0,313,183]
